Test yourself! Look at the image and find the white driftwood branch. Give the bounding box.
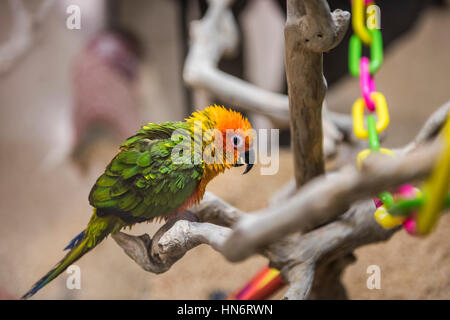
[284,0,351,186]
[160,221,231,253]
[182,0,351,157]
[112,195,240,274]
[191,191,244,226]
[0,0,55,75]
[112,211,232,274]
[282,262,315,299]
[183,0,288,122]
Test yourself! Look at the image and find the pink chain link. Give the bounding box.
[359,57,376,111]
[398,184,418,235]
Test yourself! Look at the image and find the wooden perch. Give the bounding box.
[284,0,350,187]
[112,211,232,274]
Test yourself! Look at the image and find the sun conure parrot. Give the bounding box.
[23,105,254,299]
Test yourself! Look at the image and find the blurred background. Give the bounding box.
[0,0,449,299]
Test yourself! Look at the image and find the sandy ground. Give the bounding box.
[0,3,449,299]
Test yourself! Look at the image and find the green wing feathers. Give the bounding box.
[23,121,204,299]
[89,121,204,222]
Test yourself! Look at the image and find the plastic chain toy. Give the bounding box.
[349,0,450,236]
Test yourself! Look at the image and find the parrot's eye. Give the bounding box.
[231,135,243,148]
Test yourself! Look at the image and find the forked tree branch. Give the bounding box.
[112,211,232,274]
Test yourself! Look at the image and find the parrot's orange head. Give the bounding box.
[187,105,255,174]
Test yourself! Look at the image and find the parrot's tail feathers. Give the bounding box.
[63,230,85,251]
[22,234,90,299]
[22,212,119,299]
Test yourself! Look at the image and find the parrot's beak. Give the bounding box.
[234,149,254,174]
